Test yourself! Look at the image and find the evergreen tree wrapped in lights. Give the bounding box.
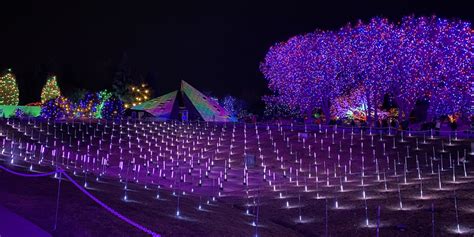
[124,83,152,108]
[100,95,124,119]
[0,69,20,105]
[41,75,61,104]
[112,53,134,102]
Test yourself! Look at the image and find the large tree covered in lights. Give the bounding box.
[311,30,354,121]
[0,69,19,105]
[41,75,61,104]
[390,16,472,120]
[261,31,357,120]
[349,18,398,124]
[260,33,338,117]
[422,17,472,119]
[261,16,473,123]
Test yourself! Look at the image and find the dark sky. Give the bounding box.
[0,0,472,112]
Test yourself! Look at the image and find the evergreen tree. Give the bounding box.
[67,88,88,104]
[112,53,134,102]
[0,69,20,105]
[126,82,152,108]
[41,75,61,104]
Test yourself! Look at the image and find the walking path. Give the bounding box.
[0,204,51,237]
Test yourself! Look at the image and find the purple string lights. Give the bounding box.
[261,16,472,122]
[0,165,58,177]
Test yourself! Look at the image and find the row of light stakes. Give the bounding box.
[0,118,473,235]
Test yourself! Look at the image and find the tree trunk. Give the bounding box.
[395,98,404,122]
[366,90,372,125]
[322,98,331,124]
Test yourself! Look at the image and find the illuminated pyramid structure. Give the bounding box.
[131,91,178,121]
[131,80,236,122]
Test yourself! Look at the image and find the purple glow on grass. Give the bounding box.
[0,165,160,237]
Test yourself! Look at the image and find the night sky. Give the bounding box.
[1,0,472,113]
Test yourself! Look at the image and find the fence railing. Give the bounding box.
[0,164,160,237]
